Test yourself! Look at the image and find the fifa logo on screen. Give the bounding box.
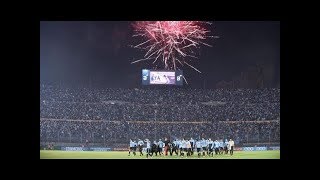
[142,69,148,76]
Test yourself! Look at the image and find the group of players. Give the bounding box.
[128,137,235,158]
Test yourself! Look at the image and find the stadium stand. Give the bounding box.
[40,85,280,148]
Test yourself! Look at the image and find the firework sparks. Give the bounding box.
[131,21,216,73]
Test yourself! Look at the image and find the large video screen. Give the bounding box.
[142,69,183,85]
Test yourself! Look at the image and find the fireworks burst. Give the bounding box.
[131,21,217,73]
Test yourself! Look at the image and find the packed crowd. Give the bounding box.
[40,85,280,121]
[40,85,280,104]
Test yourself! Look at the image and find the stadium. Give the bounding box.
[40,21,280,159]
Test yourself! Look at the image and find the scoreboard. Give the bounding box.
[142,69,183,85]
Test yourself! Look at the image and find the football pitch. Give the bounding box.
[40,150,280,159]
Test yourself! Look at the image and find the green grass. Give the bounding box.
[40,150,280,159]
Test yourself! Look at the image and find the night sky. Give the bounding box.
[40,21,280,88]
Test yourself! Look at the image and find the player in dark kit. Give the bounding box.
[168,142,173,156]
[138,139,144,156]
[190,138,195,155]
[224,139,229,154]
[208,138,213,156]
[171,139,178,156]
[164,137,170,156]
[151,141,158,156]
[133,140,137,155]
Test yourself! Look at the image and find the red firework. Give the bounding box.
[131,21,215,73]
